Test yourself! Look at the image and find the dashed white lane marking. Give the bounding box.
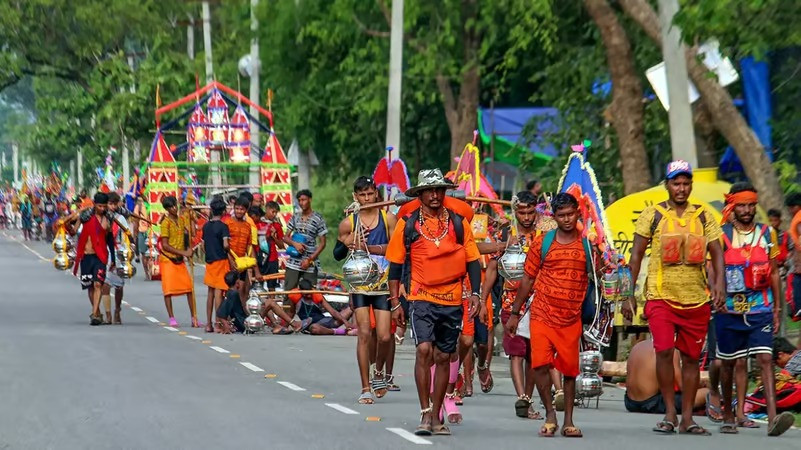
[185,335,202,341]
[209,346,230,354]
[121,301,129,306]
[163,326,179,332]
[145,316,160,323]
[240,362,264,372]
[386,428,432,445]
[324,403,359,415]
[277,381,306,391]
[6,234,49,261]
[130,307,143,312]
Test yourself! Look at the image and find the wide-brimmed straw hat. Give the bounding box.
[405,169,457,197]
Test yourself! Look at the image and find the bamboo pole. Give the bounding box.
[257,290,349,297]
[353,192,512,212]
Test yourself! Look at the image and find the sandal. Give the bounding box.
[539,422,558,437]
[415,407,433,436]
[705,392,723,423]
[736,418,759,429]
[168,317,179,327]
[432,424,451,436]
[561,426,583,438]
[515,395,531,418]
[768,411,795,436]
[113,310,122,325]
[679,424,711,436]
[385,374,401,392]
[477,361,493,393]
[528,407,543,420]
[394,329,405,345]
[358,388,375,405]
[653,420,677,434]
[372,370,388,398]
[191,317,203,328]
[205,324,214,333]
[719,423,738,434]
[90,314,102,326]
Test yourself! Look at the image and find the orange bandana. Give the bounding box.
[720,191,758,225]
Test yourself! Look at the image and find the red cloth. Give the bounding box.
[646,300,710,359]
[73,215,109,275]
[257,221,284,262]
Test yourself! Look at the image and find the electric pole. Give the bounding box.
[249,0,261,187]
[384,0,404,198]
[658,0,697,167]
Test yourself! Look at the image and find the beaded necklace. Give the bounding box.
[418,207,449,248]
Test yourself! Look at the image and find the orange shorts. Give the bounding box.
[369,306,397,333]
[530,319,582,377]
[460,298,493,338]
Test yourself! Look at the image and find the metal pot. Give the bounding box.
[116,247,134,263]
[52,234,72,253]
[576,373,603,397]
[498,244,526,281]
[116,262,137,279]
[342,250,380,288]
[244,314,265,333]
[144,247,159,259]
[250,282,267,296]
[53,252,73,271]
[579,350,603,374]
[246,296,263,315]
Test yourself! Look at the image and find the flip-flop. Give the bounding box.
[168,318,179,327]
[478,364,493,393]
[561,426,583,438]
[432,424,451,436]
[768,411,795,437]
[528,408,543,420]
[415,408,433,436]
[652,420,677,434]
[385,374,401,392]
[679,424,711,436]
[539,422,558,437]
[706,392,723,423]
[736,418,760,429]
[719,423,738,434]
[357,390,375,405]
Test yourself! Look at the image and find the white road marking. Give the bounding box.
[185,335,202,340]
[277,381,306,391]
[324,403,359,415]
[209,346,230,354]
[146,316,160,323]
[121,301,129,305]
[163,326,179,332]
[130,307,143,312]
[240,362,264,372]
[386,428,432,445]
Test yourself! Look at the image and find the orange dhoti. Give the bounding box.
[159,256,193,296]
[530,319,581,377]
[203,259,229,290]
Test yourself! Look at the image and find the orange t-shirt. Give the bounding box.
[524,233,587,328]
[396,197,474,223]
[224,217,255,257]
[386,214,480,306]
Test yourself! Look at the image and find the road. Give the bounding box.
[0,229,798,449]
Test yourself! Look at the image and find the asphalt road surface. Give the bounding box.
[1,229,798,449]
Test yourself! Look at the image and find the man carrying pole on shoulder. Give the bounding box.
[386,169,485,437]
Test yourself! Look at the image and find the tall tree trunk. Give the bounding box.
[584,0,651,194]
[437,65,479,170]
[619,0,788,218]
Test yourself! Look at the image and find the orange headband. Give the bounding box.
[720,191,758,224]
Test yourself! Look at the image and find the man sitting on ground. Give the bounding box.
[625,339,708,414]
[217,271,247,334]
[774,337,801,378]
[287,279,355,335]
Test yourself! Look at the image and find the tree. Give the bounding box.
[584,0,651,194]
[619,0,790,216]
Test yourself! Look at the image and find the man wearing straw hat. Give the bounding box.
[386,169,484,437]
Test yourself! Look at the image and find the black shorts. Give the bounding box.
[80,254,106,290]
[474,319,489,345]
[624,392,682,414]
[409,301,462,354]
[352,294,390,311]
[264,260,280,289]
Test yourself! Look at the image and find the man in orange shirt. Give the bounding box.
[505,193,592,438]
[386,169,485,437]
[224,196,261,303]
[787,193,801,332]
